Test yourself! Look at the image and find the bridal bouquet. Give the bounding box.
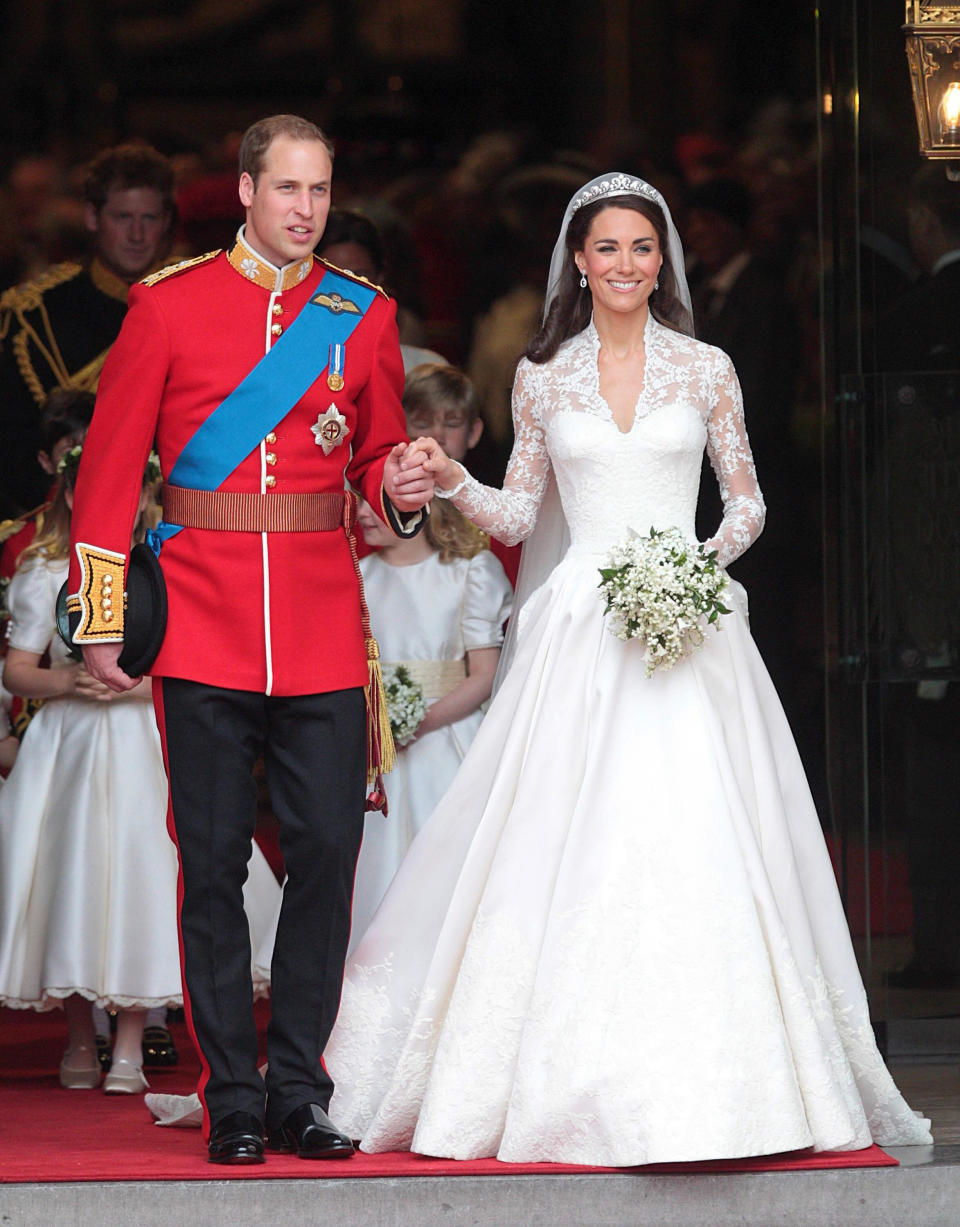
[598,527,731,676]
[381,664,428,746]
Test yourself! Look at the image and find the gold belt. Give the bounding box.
[389,658,467,700]
[156,486,396,799]
[162,486,346,533]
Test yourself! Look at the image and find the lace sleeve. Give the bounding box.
[440,360,552,546]
[702,350,766,567]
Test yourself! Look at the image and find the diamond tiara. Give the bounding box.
[570,176,662,214]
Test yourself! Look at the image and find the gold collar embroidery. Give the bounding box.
[89,258,134,303]
[227,227,315,292]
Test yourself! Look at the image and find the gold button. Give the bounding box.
[265,475,277,489]
[272,302,283,316]
[271,322,283,336]
[102,574,112,588]
[101,596,112,610]
[265,432,277,444]
[266,452,277,466]
[103,609,113,622]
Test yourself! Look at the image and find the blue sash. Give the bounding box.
[149,266,377,553]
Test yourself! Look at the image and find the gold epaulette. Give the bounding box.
[318,257,389,300]
[0,263,83,322]
[140,250,222,288]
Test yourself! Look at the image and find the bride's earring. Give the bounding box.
[579,269,588,289]
[654,277,660,290]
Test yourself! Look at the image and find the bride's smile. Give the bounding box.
[576,206,663,315]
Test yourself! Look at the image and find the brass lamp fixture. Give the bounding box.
[904,2,960,174]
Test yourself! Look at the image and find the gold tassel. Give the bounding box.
[341,490,395,813]
[365,635,397,782]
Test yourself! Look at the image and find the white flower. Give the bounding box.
[597,527,731,676]
[240,257,259,280]
[381,665,427,745]
[298,261,311,281]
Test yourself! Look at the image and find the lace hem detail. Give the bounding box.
[0,976,271,1013]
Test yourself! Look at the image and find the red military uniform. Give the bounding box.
[68,231,416,693]
[66,229,424,1139]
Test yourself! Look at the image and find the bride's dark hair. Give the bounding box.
[526,195,693,365]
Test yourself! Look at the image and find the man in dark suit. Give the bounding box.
[0,144,174,518]
[879,164,960,372]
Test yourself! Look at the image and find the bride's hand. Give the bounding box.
[403,437,463,492]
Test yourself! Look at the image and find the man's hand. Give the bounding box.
[404,437,463,492]
[384,442,435,512]
[81,642,142,693]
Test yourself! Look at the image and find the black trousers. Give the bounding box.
[155,678,366,1129]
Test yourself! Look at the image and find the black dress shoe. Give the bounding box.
[142,1024,179,1068]
[95,1033,112,1073]
[208,1111,265,1165]
[266,1103,355,1159]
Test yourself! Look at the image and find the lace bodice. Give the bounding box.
[446,315,765,567]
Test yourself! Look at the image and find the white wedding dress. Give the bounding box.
[322,314,932,1164]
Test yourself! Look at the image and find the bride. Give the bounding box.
[320,173,931,1164]
[150,174,932,1163]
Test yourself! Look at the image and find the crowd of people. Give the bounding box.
[0,107,938,1167]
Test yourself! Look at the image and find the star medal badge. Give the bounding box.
[311,404,350,455]
[327,342,345,392]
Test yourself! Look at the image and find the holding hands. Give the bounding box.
[399,437,463,493]
[383,442,435,512]
[384,437,464,512]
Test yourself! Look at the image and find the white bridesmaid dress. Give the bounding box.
[349,548,512,949]
[0,554,279,1012]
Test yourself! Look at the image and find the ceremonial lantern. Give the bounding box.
[904,2,960,167]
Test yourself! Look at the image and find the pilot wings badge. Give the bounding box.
[311,404,350,455]
[312,291,361,315]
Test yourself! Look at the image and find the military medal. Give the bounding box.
[327,343,345,392]
[311,404,350,455]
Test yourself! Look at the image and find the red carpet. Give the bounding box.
[0,1005,897,1183]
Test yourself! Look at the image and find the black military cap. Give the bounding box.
[56,543,167,676]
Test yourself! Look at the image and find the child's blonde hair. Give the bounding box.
[21,446,161,565]
[425,498,490,564]
[19,450,81,564]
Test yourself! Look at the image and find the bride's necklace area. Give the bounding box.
[595,322,648,433]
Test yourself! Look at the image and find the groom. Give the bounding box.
[67,115,433,1163]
